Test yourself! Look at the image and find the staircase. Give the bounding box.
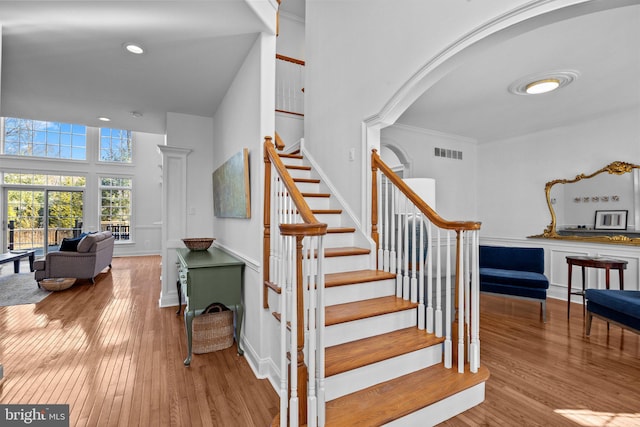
[265,143,488,426]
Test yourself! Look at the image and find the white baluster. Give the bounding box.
[426,221,433,333]
[307,236,317,427]
[418,213,425,330]
[458,231,465,374]
[390,185,397,277]
[402,197,410,300]
[395,191,403,297]
[410,204,418,303]
[289,235,299,426]
[317,235,326,427]
[435,229,443,338]
[444,232,452,369]
[383,178,390,271]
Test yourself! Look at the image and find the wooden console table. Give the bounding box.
[177,247,244,366]
[566,256,627,318]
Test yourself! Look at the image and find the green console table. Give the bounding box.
[176,247,245,365]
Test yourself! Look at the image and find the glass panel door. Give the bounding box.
[46,190,84,251]
[5,189,83,255]
[6,189,45,254]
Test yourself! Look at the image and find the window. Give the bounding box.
[100,177,132,241]
[100,128,132,163]
[2,117,87,160]
[3,172,86,187]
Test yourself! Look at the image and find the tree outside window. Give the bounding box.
[100,128,132,163]
[2,117,87,160]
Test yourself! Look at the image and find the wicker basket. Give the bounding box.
[192,303,234,354]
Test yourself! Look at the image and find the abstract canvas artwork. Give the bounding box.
[212,148,251,218]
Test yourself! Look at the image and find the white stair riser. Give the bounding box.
[325,279,395,306]
[294,182,321,193]
[280,158,304,167]
[286,168,311,180]
[325,309,417,347]
[382,383,486,427]
[304,197,330,210]
[325,345,443,401]
[324,232,356,248]
[324,254,371,274]
[313,214,342,228]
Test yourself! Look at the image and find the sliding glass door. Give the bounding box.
[5,189,83,255]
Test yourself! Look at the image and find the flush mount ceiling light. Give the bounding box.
[98,117,111,122]
[124,43,144,55]
[509,70,580,96]
[131,111,143,118]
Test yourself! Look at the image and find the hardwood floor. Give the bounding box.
[1,257,638,426]
[0,256,278,426]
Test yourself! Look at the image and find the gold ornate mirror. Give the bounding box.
[531,161,640,245]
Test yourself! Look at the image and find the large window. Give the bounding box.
[100,128,132,163]
[100,177,132,241]
[2,117,87,160]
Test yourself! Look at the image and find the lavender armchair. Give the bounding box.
[34,231,115,284]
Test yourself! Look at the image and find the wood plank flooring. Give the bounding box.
[0,256,278,427]
[1,257,639,426]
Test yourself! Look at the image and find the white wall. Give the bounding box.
[165,112,215,239]
[381,124,478,221]
[477,108,640,239]
[212,33,277,379]
[304,0,535,222]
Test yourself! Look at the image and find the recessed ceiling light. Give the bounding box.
[124,43,144,55]
[98,117,111,122]
[509,70,580,96]
[525,78,561,94]
[131,111,143,118]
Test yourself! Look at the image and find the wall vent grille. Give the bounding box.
[434,147,463,160]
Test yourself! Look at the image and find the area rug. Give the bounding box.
[0,273,50,307]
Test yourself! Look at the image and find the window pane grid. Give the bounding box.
[100,177,132,241]
[2,117,86,160]
[3,172,86,187]
[99,128,132,163]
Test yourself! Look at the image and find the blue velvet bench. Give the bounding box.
[585,289,640,335]
[479,245,550,321]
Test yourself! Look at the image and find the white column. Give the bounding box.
[158,145,191,307]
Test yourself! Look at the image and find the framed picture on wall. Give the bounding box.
[594,210,628,230]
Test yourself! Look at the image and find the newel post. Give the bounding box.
[263,136,273,309]
[371,150,380,265]
[293,235,308,425]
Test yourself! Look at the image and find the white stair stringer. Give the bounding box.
[382,382,486,427]
[325,345,443,401]
[325,308,417,347]
[325,278,395,306]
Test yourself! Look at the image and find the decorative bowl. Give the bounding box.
[182,238,215,251]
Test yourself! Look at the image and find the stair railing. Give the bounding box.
[371,149,482,374]
[276,54,305,116]
[264,135,327,427]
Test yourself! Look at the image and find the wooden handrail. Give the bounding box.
[371,149,481,231]
[274,132,286,151]
[276,53,306,66]
[265,136,324,227]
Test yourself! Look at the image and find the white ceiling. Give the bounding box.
[396,3,640,143]
[0,1,272,134]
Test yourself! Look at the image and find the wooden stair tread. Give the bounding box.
[325,269,395,287]
[293,177,320,184]
[279,153,303,159]
[325,364,489,426]
[301,192,330,198]
[325,327,445,377]
[285,164,311,170]
[326,227,355,234]
[324,247,370,257]
[312,209,342,214]
[326,296,417,326]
